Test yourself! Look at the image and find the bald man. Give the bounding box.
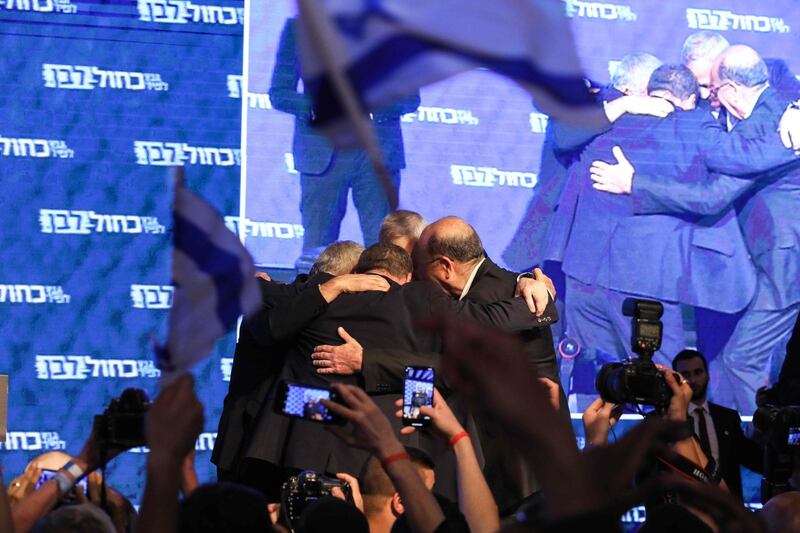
[413,216,563,512]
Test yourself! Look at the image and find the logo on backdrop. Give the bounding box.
[450,165,538,189]
[134,141,241,167]
[130,432,217,453]
[564,0,637,21]
[0,285,70,304]
[0,135,73,158]
[221,357,233,382]
[1,432,66,451]
[401,107,480,125]
[131,284,174,309]
[529,113,549,134]
[40,209,166,235]
[0,0,77,15]
[686,8,791,33]
[138,0,243,26]
[224,216,305,240]
[227,75,272,109]
[36,355,161,380]
[43,64,169,91]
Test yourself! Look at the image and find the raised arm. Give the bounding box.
[398,389,499,533]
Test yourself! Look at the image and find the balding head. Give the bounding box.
[761,492,800,533]
[413,217,484,296]
[711,45,769,120]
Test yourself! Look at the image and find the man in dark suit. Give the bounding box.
[412,216,563,511]
[241,243,556,498]
[672,349,762,500]
[212,242,386,494]
[550,64,758,412]
[591,46,800,414]
[269,18,420,270]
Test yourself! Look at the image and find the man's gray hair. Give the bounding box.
[681,31,730,65]
[717,46,769,88]
[379,210,427,243]
[31,503,116,533]
[310,240,365,276]
[611,52,663,95]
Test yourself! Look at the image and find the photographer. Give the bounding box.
[395,389,499,533]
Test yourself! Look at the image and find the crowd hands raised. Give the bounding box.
[5,316,799,533]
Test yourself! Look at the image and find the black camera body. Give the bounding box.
[596,299,673,408]
[753,383,800,501]
[93,388,151,450]
[281,471,353,530]
[596,358,673,409]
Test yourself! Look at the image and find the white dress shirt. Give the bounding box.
[689,400,720,461]
[458,257,486,300]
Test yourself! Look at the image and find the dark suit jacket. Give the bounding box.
[269,18,420,175]
[461,257,564,509]
[631,87,800,311]
[708,402,762,501]
[244,276,556,476]
[550,108,758,314]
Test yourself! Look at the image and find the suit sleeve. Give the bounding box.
[729,413,763,474]
[701,112,800,177]
[438,292,559,332]
[268,20,313,119]
[631,171,754,216]
[247,274,333,344]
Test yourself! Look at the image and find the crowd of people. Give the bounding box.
[4,29,800,533]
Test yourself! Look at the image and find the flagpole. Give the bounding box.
[297,0,398,210]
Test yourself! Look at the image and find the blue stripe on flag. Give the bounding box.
[174,212,244,331]
[309,33,594,125]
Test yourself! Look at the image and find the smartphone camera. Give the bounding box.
[275,381,344,425]
[788,427,800,446]
[402,366,434,427]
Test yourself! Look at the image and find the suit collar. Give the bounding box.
[459,257,486,300]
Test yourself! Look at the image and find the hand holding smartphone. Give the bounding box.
[402,366,435,427]
[275,381,345,425]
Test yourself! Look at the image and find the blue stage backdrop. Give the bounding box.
[0,0,244,505]
[1,0,798,514]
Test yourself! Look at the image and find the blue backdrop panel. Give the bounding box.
[0,0,243,504]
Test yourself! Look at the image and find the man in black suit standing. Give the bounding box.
[412,216,563,512]
[672,349,762,501]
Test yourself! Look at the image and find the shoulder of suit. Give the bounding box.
[708,401,740,419]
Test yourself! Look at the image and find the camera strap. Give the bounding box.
[655,453,713,485]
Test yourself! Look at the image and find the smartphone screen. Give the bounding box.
[36,469,88,493]
[788,427,800,446]
[403,366,434,427]
[279,382,339,423]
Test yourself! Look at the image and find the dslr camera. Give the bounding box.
[753,326,800,501]
[596,299,675,409]
[93,388,151,450]
[281,471,353,530]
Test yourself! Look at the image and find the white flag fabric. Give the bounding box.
[298,0,608,144]
[156,184,261,384]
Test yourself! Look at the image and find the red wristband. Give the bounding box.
[449,431,470,448]
[380,452,410,470]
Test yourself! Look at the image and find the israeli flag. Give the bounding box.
[156,182,260,384]
[298,0,607,145]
